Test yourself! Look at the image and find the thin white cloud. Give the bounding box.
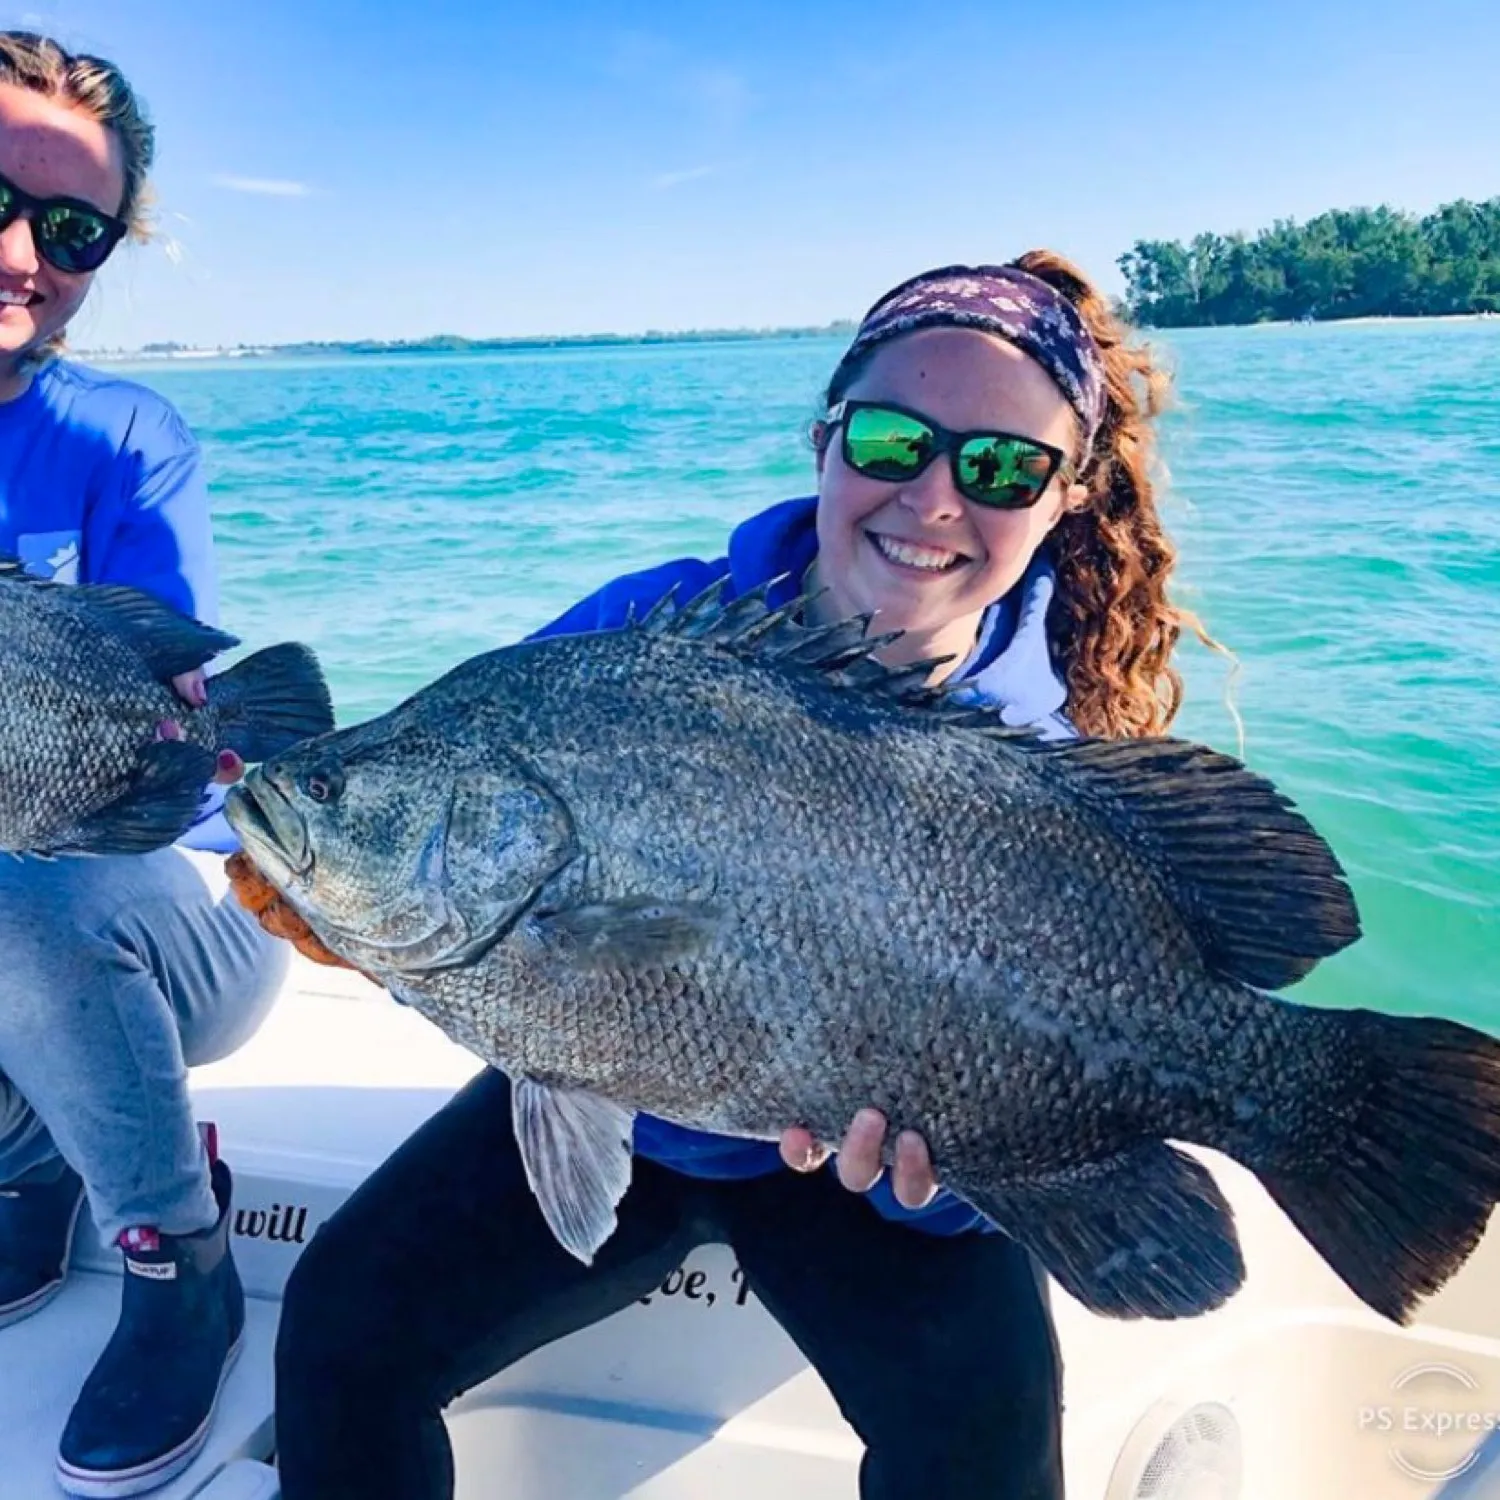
[603,30,672,79]
[652,164,720,191]
[600,34,753,131]
[210,175,313,198]
[683,66,753,129]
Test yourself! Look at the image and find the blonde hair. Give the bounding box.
[0,31,154,234]
[821,250,1227,739]
[1,31,154,363]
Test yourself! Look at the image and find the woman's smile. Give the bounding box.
[866,529,971,575]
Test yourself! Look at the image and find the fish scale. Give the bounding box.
[229,580,1500,1325]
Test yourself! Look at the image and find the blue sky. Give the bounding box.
[8,0,1499,348]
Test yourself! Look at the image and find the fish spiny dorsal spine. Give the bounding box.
[633,574,982,715]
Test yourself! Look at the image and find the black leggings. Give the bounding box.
[273,1068,1065,1499]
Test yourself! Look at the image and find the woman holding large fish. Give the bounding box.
[250,255,1268,1500]
[0,32,332,1500]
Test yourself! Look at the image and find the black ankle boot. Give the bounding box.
[56,1157,245,1498]
[0,1162,85,1328]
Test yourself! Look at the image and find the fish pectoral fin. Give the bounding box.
[529,899,722,969]
[74,584,239,679]
[512,1077,636,1265]
[47,739,217,856]
[965,1141,1244,1321]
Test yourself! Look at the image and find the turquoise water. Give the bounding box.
[124,321,1499,1032]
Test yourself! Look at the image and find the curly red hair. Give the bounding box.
[1008,249,1192,737]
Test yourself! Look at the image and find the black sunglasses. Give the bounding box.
[0,168,128,275]
[826,399,1073,510]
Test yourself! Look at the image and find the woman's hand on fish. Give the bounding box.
[171,668,208,710]
[169,670,243,785]
[779,1109,938,1208]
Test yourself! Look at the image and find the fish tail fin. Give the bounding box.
[207,643,335,763]
[1257,1009,1500,1323]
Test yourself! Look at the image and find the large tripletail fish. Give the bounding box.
[225,582,1500,1323]
[0,556,334,856]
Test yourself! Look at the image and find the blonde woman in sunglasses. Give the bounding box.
[0,31,284,1498]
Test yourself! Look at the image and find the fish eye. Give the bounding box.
[303,767,344,805]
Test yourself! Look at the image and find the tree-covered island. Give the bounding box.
[1119,197,1500,327]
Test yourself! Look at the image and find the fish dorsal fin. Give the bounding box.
[1035,737,1361,989]
[0,553,239,679]
[74,586,240,679]
[0,553,72,595]
[634,576,963,711]
[631,582,1359,988]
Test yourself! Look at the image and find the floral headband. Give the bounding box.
[843,264,1108,460]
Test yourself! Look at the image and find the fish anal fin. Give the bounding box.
[48,739,215,855]
[965,1141,1244,1320]
[512,1078,635,1264]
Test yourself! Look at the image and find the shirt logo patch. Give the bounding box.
[16,530,81,584]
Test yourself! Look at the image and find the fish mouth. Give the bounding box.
[225,775,312,880]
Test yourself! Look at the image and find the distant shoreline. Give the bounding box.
[76,323,858,364]
[75,310,1500,363]
[1143,311,1500,333]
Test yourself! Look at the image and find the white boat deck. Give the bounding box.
[3,1272,280,1499]
[4,920,1500,1497]
[0,958,473,1500]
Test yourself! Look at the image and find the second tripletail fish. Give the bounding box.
[0,556,334,856]
[226,581,1500,1324]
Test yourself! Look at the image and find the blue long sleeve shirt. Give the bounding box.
[0,358,233,850]
[529,494,1076,1235]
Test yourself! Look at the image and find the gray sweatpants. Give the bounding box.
[0,848,285,1242]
